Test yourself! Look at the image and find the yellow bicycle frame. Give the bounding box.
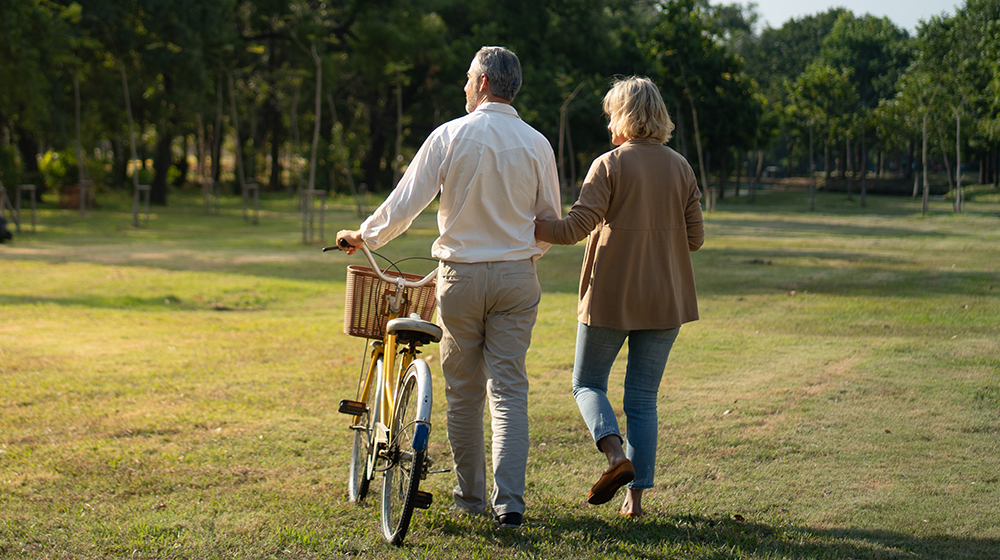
[354,325,417,448]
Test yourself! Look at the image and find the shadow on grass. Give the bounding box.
[707,216,951,239]
[462,513,998,559]
[694,247,999,299]
[0,293,272,312]
[713,190,997,218]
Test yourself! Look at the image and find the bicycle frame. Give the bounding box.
[330,242,437,471]
[358,327,415,462]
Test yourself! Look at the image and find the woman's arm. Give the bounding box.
[685,168,705,252]
[533,158,612,245]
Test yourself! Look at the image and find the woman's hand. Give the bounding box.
[533,219,553,243]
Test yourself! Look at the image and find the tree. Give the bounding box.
[646,0,761,209]
[743,8,848,104]
[917,13,981,211]
[786,64,857,210]
[0,1,82,195]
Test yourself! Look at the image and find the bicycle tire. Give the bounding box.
[349,356,381,503]
[380,361,432,545]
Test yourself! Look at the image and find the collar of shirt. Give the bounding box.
[473,102,520,119]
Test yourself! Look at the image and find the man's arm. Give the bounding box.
[532,146,562,254]
[340,132,445,252]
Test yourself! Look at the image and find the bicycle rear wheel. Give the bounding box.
[380,362,431,545]
[349,356,381,503]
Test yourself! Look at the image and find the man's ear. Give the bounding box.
[478,74,490,95]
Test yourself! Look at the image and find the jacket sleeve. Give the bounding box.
[541,156,612,246]
[684,164,705,252]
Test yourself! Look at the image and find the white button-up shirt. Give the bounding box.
[360,102,561,263]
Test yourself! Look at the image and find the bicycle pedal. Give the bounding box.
[338,399,366,416]
[412,491,433,509]
[427,468,451,474]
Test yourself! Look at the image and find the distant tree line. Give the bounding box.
[1,0,998,212]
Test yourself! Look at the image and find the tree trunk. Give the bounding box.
[308,43,322,192]
[809,124,816,212]
[954,112,962,213]
[838,138,846,180]
[327,93,364,216]
[266,94,282,191]
[735,151,743,198]
[921,112,929,216]
[905,140,914,180]
[120,63,140,195]
[361,108,389,191]
[14,126,45,196]
[717,149,726,201]
[676,103,687,159]
[679,69,710,211]
[860,120,867,208]
[151,128,173,206]
[112,138,127,188]
[290,83,301,196]
[213,73,223,184]
[994,150,999,187]
[173,134,190,187]
[936,124,953,191]
[823,140,831,186]
[393,73,403,189]
[751,149,763,203]
[228,71,247,190]
[846,134,853,200]
[74,71,87,215]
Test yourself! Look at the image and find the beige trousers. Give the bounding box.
[436,259,540,516]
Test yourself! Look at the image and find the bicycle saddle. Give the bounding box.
[386,317,442,345]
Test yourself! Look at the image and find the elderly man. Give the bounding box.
[337,46,560,528]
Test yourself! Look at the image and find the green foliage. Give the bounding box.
[818,13,912,109]
[0,145,20,188]
[2,0,999,202]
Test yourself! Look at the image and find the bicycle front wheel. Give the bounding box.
[349,356,382,503]
[380,360,432,545]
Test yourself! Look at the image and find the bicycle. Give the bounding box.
[325,240,443,545]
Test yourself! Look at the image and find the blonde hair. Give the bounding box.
[603,76,674,144]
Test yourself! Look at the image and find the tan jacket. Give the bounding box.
[539,138,704,330]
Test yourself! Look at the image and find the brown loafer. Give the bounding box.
[586,459,635,505]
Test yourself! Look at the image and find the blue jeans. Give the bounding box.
[573,323,679,490]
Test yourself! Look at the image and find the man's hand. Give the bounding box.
[335,229,364,255]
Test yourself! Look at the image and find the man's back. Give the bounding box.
[432,102,558,263]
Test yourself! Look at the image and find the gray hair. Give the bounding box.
[473,46,522,101]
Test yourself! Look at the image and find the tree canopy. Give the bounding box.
[1,0,997,208]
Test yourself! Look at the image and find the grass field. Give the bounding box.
[2,187,999,559]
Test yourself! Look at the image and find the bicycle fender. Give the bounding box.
[413,423,430,452]
[408,359,434,451]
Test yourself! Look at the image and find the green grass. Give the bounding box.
[2,187,999,559]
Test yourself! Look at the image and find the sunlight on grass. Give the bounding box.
[2,189,999,558]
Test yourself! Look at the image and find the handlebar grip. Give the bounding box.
[322,238,353,252]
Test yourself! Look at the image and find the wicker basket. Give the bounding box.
[344,265,438,339]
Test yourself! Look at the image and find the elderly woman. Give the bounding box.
[535,76,704,517]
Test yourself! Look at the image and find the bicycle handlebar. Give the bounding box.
[323,240,437,288]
